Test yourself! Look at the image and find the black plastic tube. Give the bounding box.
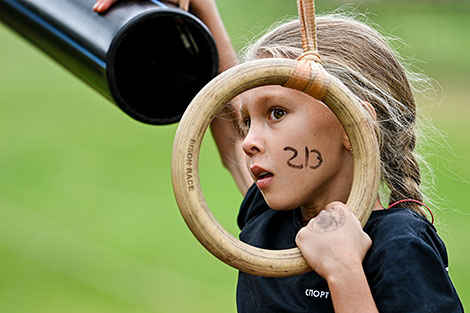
[0,0,219,124]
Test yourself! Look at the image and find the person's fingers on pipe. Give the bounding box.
[93,0,118,13]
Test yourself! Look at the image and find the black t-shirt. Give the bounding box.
[236,184,463,313]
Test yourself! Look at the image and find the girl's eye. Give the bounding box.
[270,108,286,120]
[243,118,251,129]
[238,117,250,138]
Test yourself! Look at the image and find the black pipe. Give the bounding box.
[0,0,219,124]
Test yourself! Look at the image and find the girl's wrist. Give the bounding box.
[322,259,365,283]
[325,262,378,313]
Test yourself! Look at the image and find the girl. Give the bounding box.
[95,1,463,312]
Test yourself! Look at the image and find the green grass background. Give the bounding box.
[0,0,469,312]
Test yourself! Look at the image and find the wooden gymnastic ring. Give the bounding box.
[171,58,380,277]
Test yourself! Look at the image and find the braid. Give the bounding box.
[384,127,426,215]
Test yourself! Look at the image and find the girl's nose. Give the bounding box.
[241,127,264,157]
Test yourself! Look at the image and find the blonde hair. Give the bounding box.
[242,14,430,217]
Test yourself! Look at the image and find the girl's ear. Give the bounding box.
[342,101,376,153]
[342,132,352,153]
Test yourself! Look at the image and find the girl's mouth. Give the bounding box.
[250,166,274,189]
[257,172,273,189]
[258,171,272,179]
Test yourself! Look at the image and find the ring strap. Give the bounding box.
[283,57,330,100]
[283,0,330,100]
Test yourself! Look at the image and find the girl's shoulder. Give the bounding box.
[365,207,435,235]
[364,207,446,265]
[364,208,463,312]
[364,207,439,248]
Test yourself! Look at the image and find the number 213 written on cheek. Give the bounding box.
[283,146,323,169]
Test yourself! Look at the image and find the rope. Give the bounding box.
[297,0,319,59]
[283,0,329,100]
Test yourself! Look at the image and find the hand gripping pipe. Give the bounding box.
[0,0,219,124]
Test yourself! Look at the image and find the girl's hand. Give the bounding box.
[295,202,372,280]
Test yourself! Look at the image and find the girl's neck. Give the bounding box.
[300,196,384,223]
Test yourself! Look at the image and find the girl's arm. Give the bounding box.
[93,0,252,195]
[296,202,379,313]
[189,0,253,195]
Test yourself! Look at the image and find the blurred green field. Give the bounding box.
[0,0,469,312]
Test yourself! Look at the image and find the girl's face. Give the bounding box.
[239,85,354,214]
